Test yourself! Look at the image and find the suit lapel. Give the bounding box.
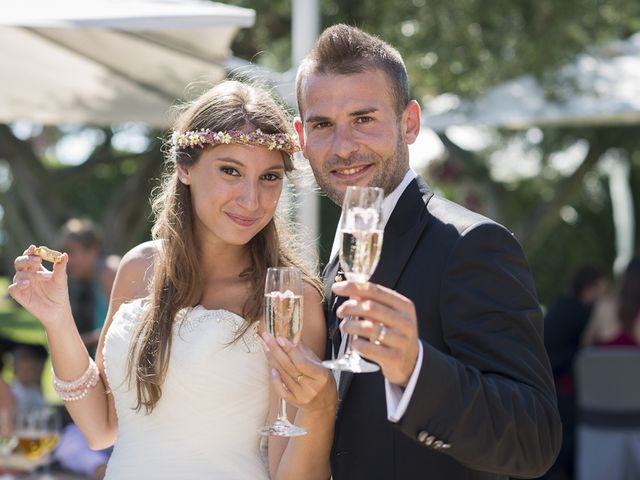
[370,177,434,288]
[338,177,434,401]
[323,254,340,304]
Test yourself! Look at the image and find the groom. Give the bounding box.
[294,24,562,480]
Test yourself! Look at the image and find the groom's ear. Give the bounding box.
[402,100,421,145]
[293,117,305,150]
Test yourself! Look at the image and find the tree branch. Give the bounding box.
[519,135,606,255]
[0,125,67,240]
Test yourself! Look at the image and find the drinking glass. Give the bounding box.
[259,267,306,437]
[322,186,384,373]
[16,406,61,479]
[0,406,18,458]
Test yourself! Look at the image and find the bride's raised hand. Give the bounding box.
[8,245,72,328]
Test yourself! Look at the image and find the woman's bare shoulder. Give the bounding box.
[111,240,160,301]
[302,280,324,305]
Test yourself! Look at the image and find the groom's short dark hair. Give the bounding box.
[296,24,410,117]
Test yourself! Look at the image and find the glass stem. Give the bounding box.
[277,398,289,423]
[343,316,362,358]
[344,332,355,356]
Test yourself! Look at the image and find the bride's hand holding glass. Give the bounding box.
[262,335,337,415]
[259,267,307,437]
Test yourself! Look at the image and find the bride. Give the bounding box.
[9,80,336,479]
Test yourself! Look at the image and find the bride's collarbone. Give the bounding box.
[198,276,252,315]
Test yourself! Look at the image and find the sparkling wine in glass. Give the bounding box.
[323,185,384,373]
[16,406,61,479]
[259,267,307,437]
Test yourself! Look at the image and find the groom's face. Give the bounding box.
[295,69,411,206]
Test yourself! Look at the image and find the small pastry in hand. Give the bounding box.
[34,246,63,263]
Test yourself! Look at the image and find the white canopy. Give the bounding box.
[0,0,255,127]
[425,32,640,131]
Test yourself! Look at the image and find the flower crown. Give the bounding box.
[172,128,299,158]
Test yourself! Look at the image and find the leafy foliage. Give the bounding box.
[224,0,640,301]
[227,0,640,100]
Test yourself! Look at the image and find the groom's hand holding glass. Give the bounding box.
[333,281,420,387]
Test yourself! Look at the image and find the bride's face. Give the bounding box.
[179,143,286,247]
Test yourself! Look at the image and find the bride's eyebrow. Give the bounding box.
[214,157,244,166]
[264,164,285,171]
[214,157,244,165]
[215,157,285,173]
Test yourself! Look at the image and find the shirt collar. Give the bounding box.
[381,168,418,228]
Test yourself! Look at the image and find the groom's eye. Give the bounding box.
[355,116,373,124]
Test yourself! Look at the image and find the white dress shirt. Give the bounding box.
[329,168,424,422]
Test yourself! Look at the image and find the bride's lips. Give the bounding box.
[226,212,259,227]
[331,163,373,180]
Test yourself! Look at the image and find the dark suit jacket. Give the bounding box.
[324,177,562,480]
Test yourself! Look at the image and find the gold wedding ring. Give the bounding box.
[374,324,388,346]
[295,374,304,383]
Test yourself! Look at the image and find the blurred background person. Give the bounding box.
[0,338,16,414]
[583,257,640,347]
[10,343,48,416]
[572,257,640,480]
[545,264,610,377]
[542,264,609,480]
[8,343,110,478]
[56,218,121,355]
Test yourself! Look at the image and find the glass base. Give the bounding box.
[322,353,380,373]
[258,419,307,437]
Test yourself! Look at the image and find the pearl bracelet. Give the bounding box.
[52,357,100,402]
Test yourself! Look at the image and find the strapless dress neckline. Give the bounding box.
[102,298,270,479]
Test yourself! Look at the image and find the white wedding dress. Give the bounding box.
[102,298,271,479]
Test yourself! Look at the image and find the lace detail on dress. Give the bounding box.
[108,299,261,354]
[114,298,148,327]
[176,306,261,353]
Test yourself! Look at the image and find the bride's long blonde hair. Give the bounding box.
[128,80,318,413]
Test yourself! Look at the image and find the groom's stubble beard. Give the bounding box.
[312,128,409,206]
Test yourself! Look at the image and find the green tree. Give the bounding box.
[228,0,640,99]
[0,124,162,273]
[224,0,640,302]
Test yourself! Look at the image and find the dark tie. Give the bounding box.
[329,264,347,359]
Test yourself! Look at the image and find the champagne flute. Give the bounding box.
[259,267,306,437]
[323,186,384,373]
[16,406,61,479]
